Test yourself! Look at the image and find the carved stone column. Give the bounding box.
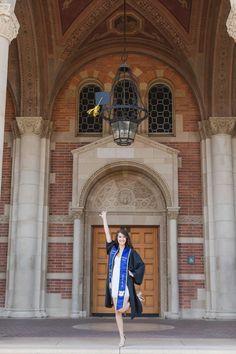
[0,2,19,193]
[227,0,236,41]
[71,208,85,318]
[166,207,180,319]
[199,117,236,319]
[5,117,52,318]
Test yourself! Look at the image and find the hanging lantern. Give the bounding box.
[101,63,148,146]
[88,0,149,146]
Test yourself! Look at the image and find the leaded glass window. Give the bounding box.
[148,84,173,134]
[78,84,102,134]
[113,79,138,119]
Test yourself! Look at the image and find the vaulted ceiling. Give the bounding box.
[8,0,235,120]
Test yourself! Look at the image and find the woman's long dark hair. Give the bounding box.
[114,226,133,249]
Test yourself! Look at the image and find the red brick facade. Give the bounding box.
[1,55,204,313]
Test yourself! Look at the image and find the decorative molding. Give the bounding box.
[198,120,211,140]
[72,134,179,157]
[226,4,236,41]
[61,0,117,59]
[178,215,203,225]
[213,1,234,116]
[0,3,19,42]
[16,0,39,116]
[88,175,165,212]
[16,117,43,136]
[78,160,173,210]
[70,207,84,220]
[41,120,53,139]
[0,237,8,243]
[209,117,236,135]
[136,0,188,53]
[167,207,180,220]
[199,117,236,139]
[11,120,20,139]
[49,215,73,224]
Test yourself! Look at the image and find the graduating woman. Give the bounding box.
[99,211,145,348]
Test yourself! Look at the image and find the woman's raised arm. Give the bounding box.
[99,211,112,243]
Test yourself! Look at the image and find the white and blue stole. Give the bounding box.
[109,245,131,310]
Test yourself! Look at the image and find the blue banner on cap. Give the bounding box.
[95,92,110,105]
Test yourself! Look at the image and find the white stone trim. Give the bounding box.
[49,215,73,223]
[0,237,8,243]
[0,215,9,223]
[178,274,205,281]
[47,273,72,280]
[71,217,84,318]
[48,237,73,243]
[50,173,56,184]
[178,215,203,224]
[178,237,204,244]
[71,134,180,319]
[167,210,179,317]
[0,272,6,280]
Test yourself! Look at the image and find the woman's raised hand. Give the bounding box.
[99,211,107,219]
[99,211,111,242]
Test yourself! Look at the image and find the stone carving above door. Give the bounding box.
[87,173,165,212]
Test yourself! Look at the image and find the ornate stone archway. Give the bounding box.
[70,134,180,318]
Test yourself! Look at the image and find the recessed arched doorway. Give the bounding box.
[84,169,167,317]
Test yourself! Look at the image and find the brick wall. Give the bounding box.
[48,143,80,298]
[167,141,204,308]
[49,54,203,310]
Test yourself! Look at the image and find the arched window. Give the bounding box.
[78,84,102,134]
[148,84,173,134]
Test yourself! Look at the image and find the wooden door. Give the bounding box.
[92,226,160,315]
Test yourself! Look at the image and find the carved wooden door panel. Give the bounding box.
[92,226,160,315]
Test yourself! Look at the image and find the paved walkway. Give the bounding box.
[0,317,236,353]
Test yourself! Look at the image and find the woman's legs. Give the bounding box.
[113,297,130,342]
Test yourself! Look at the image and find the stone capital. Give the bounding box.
[227,4,236,42]
[198,120,211,140]
[167,207,180,220]
[70,207,84,220]
[199,117,236,139]
[0,3,19,42]
[15,117,45,137]
[41,120,53,139]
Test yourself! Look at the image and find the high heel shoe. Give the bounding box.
[137,291,145,303]
[119,335,126,348]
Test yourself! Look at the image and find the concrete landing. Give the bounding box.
[0,318,235,353]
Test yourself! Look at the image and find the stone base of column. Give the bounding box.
[205,311,236,320]
[164,311,180,319]
[2,308,48,318]
[71,310,87,319]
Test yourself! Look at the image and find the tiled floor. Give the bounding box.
[0,317,236,338]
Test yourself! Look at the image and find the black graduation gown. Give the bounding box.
[105,241,145,319]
